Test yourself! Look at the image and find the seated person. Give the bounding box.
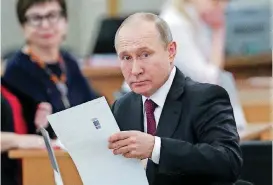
[1,81,56,185]
[3,0,99,137]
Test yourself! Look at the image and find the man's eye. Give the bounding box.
[141,52,150,58]
[122,56,131,61]
[144,53,149,57]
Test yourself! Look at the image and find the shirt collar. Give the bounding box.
[142,67,176,108]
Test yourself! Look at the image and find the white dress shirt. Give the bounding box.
[159,2,220,84]
[142,67,176,164]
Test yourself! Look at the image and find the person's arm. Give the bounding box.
[210,28,226,69]
[1,132,58,153]
[202,5,227,69]
[1,132,19,152]
[158,85,242,182]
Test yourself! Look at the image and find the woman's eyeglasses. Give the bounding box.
[25,10,64,27]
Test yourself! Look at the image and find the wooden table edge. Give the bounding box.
[239,123,273,141]
[9,149,70,159]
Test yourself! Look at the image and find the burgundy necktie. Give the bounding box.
[144,99,157,135]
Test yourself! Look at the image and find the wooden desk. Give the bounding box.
[239,123,273,141]
[237,78,272,123]
[82,66,123,104]
[239,92,271,123]
[225,53,272,79]
[9,149,82,185]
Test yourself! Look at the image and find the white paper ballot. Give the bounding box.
[47,97,148,185]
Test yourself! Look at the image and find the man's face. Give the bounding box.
[116,21,176,97]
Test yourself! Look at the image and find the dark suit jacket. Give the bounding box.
[111,68,243,185]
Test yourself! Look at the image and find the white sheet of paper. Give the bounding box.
[47,97,148,185]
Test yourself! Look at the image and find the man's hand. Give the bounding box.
[108,131,155,159]
[34,102,52,129]
[16,134,56,149]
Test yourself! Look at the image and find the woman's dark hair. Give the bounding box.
[16,0,67,25]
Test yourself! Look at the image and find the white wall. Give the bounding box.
[63,0,108,57]
[119,0,165,15]
[1,0,25,56]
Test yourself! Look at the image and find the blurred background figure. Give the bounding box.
[2,0,99,138]
[161,0,249,129]
[160,0,228,84]
[1,79,57,185]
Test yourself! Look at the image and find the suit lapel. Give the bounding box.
[122,94,144,132]
[156,100,182,138]
[155,68,186,138]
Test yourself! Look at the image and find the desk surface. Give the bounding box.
[9,148,69,158]
[82,66,122,77]
[239,123,273,141]
[225,53,271,68]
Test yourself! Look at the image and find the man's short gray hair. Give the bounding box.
[114,12,173,49]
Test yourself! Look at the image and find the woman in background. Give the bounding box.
[160,0,247,130]
[160,0,228,84]
[3,0,98,137]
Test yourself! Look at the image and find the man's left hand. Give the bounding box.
[108,131,155,159]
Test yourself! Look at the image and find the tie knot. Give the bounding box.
[144,99,157,114]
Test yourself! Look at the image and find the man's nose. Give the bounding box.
[131,60,143,76]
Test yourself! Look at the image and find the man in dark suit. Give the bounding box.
[108,12,242,185]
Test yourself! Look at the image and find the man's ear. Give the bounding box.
[168,41,177,60]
